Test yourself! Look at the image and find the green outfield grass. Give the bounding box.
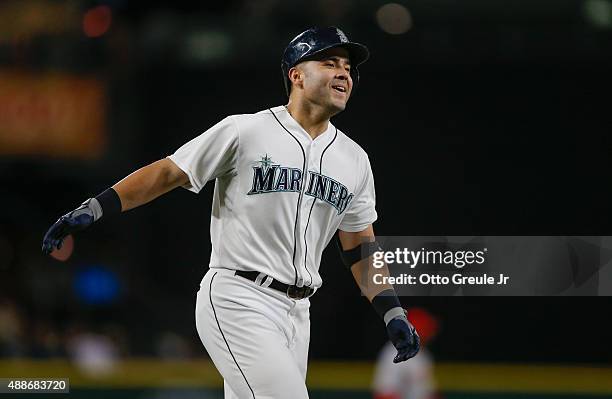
[1,359,611,398]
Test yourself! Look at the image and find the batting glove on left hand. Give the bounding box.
[386,311,420,363]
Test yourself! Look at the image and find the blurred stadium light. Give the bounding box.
[181,30,233,64]
[376,3,413,35]
[0,1,80,43]
[0,70,106,159]
[584,0,612,28]
[82,5,112,38]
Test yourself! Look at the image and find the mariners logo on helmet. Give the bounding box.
[295,42,312,56]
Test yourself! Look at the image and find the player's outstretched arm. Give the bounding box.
[42,158,188,255]
[112,158,189,211]
[338,226,420,363]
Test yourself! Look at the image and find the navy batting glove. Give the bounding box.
[42,199,99,255]
[387,316,420,363]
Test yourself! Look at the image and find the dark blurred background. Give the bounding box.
[1,0,612,398]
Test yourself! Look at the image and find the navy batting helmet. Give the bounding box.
[281,26,370,96]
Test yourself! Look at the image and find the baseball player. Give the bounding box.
[42,27,420,398]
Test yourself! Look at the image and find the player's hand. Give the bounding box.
[42,200,95,255]
[386,312,420,363]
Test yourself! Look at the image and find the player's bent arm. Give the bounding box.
[338,226,393,301]
[113,158,189,211]
[338,226,421,363]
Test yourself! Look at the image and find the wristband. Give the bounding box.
[383,307,406,325]
[83,198,103,221]
[371,288,403,324]
[93,187,122,219]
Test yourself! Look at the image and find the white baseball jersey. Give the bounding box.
[168,105,377,289]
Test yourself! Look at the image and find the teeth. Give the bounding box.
[333,86,345,92]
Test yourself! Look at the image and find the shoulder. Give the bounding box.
[215,106,284,139]
[333,126,371,165]
[228,106,283,126]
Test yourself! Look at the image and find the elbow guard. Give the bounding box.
[336,237,382,268]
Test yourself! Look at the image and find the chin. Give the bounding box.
[329,98,347,113]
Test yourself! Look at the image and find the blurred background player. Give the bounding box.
[373,308,440,399]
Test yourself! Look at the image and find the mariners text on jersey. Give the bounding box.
[247,156,354,215]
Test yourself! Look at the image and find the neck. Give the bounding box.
[285,99,332,140]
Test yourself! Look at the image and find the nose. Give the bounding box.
[336,69,350,81]
[335,70,352,88]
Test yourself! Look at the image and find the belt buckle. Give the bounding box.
[286,285,314,300]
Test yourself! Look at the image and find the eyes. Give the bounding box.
[323,61,350,72]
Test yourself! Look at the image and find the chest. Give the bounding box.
[239,130,358,215]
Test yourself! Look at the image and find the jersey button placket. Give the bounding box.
[302,141,316,218]
[292,138,309,288]
[301,141,318,287]
[297,141,314,287]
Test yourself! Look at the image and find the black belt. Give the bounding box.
[234,270,315,300]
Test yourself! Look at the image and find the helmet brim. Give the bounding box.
[296,41,370,68]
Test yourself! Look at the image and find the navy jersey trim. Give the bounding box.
[302,127,338,287]
[209,272,256,398]
[268,108,305,286]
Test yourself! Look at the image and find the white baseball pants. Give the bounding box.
[195,268,311,399]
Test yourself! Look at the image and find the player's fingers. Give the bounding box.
[394,352,410,363]
[42,218,71,255]
[42,229,63,251]
[44,221,63,241]
[42,239,59,255]
[55,218,71,237]
[42,242,52,255]
[42,232,56,255]
[393,343,419,363]
[394,347,407,363]
[407,347,419,359]
[51,221,71,242]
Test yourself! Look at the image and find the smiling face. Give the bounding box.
[288,47,353,115]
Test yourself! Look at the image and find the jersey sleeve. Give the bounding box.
[167,116,239,193]
[338,154,378,232]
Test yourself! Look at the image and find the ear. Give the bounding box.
[288,66,304,90]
